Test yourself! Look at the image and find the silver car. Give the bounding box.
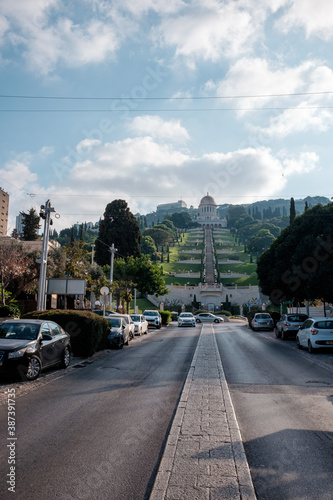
[178,313,196,327]
[195,313,223,324]
[275,313,308,340]
[250,313,274,331]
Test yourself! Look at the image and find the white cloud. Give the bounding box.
[38,146,54,158]
[275,0,333,40]
[279,151,319,176]
[128,115,189,142]
[153,0,257,66]
[213,58,316,110]
[210,58,333,137]
[22,18,120,75]
[3,139,321,231]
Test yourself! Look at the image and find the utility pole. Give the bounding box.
[109,243,117,309]
[91,244,95,264]
[37,200,55,311]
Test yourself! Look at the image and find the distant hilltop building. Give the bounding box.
[0,188,9,236]
[197,193,227,228]
[156,200,187,214]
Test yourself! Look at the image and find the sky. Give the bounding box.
[0,0,333,234]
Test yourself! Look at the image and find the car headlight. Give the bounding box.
[8,349,26,359]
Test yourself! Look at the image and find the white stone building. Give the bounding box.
[197,194,227,228]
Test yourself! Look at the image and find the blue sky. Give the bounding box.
[1,0,333,233]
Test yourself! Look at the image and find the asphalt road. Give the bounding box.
[0,324,199,500]
[216,322,333,500]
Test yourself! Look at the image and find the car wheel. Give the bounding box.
[274,328,280,338]
[25,356,42,381]
[308,341,315,354]
[296,337,302,349]
[281,330,287,340]
[118,336,124,349]
[196,318,201,323]
[125,336,129,346]
[157,323,162,329]
[214,319,219,323]
[61,347,71,368]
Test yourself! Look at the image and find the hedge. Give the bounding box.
[159,310,172,326]
[0,304,21,318]
[22,309,110,357]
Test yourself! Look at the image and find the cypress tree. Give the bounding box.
[290,197,296,224]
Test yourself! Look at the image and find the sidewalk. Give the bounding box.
[149,324,256,500]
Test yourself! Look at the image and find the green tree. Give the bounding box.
[247,229,275,254]
[95,199,141,266]
[289,197,296,224]
[144,227,171,247]
[140,235,157,260]
[227,205,247,227]
[20,208,41,241]
[257,203,333,305]
[64,241,90,279]
[114,255,168,297]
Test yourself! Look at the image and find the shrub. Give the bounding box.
[219,310,232,317]
[0,304,20,318]
[22,309,110,357]
[159,310,172,326]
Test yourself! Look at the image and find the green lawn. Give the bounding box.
[129,297,158,313]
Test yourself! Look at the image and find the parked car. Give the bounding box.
[93,309,115,316]
[296,317,333,353]
[178,313,196,327]
[275,313,308,339]
[142,310,162,329]
[115,314,135,339]
[0,319,71,381]
[105,317,130,348]
[250,313,274,331]
[130,314,148,335]
[195,313,224,323]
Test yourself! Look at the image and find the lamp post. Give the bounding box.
[109,243,117,309]
[37,200,55,311]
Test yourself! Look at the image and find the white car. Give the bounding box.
[178,313,196,327]
[142,310,162,329]
[130,314,148,335]
[112,314,135,340]
[296,317,333,353]
[195,313,224,324]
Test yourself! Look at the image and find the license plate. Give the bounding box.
[326,341,333,345]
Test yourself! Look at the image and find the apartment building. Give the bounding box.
[0,188,9,236]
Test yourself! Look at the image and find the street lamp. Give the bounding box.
[37,200,55,311]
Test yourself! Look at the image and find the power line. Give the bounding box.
[1,106,333,112]
[1,91,333,100]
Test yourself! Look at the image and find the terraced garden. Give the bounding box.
[153,227,258,287]
[213,229,258,286]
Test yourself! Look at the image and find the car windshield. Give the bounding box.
[131,315,140,322]
[288,315,308,322]
[107,318,121,328]
[0,322,40,340]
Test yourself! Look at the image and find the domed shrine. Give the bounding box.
[197,193,226,227]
